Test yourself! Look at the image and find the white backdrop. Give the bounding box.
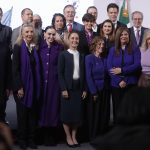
[0,0,149,29]
[94,0,150,28]
[0,0,93,29]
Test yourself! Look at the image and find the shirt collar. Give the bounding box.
[134,26,141,31]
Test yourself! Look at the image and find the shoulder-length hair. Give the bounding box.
[51,13,66,30]
[140,29,150,51]
[115,27,132,56]
[90,36,105,57]
[100,19,115,42]
[15,23,37,46]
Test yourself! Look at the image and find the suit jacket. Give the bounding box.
[129,26,147,48]
[58,50,85,91]
[65,21,84,32]
[0,23,12,100]
[115,21,127,31]
[78,30,97,55]
[11,26,21,48]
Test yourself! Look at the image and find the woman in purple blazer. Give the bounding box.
[38,26,64,146]
[107,27,141,123]
[85,36,110,140]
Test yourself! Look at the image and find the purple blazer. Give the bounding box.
[107,46,141,88]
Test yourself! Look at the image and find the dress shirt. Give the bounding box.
[134,26,141,38]
[68,49,80,79]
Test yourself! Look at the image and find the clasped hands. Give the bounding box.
[62,90,87,100]
[110,67,122,75]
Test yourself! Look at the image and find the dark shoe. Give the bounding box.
[66,142,76,148]
[28,141,38,149]
[74,143,81,147]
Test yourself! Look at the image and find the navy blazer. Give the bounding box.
[129,26,147,48]
[58,50,85,91]
[78,30,97,55]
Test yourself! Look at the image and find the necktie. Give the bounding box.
[136,29,140,44]
[68,23,72,32]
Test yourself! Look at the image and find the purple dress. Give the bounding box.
[39,40,64,127]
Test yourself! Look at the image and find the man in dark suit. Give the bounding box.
[98,3,126,34]
[107,3,127,30]
[0,8,12,123]
[11,8,33,48]
[63,4,84,32]
[129,11,148,48]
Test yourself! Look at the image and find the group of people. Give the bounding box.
[0,2,150,150]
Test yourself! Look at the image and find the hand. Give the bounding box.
[62,90,69,99]
[119,81,126,88]
[93,95,98,102]
[17,88,24,99]
[6,89,10,97]
[110,67,121,75]
[82,91,87,100]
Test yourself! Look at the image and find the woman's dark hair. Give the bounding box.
[44,25,55,32]
[82,13,95,22]
[115,27,132,56]
[90,36,105,57]
[68,31,79,39]
[117,87,150,125]
[100,19,115,42]
[51,13,66,30]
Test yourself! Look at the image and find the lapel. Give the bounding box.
[139,27,145,46]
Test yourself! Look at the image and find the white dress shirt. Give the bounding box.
[68,49,80,79]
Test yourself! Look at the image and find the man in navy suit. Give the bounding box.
[107,3,127,31]
[63,4,84,32]
[129,11,148,48]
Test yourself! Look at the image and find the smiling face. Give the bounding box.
[120,30,129,46]
[132,12,143,28]
[63,6,75,23]
[44,28,56,44]
[54,16,64,30]
[68,32,79,50]
[22,26,34,44]
[107,7,118,22]
[102,22,113,36]
[95,40,105,55]
[83,20,94,32]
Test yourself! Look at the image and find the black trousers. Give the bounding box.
[111,85,135,124]
[87,90,110,141]
[14,93,37,143]
[0,96,8,122]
